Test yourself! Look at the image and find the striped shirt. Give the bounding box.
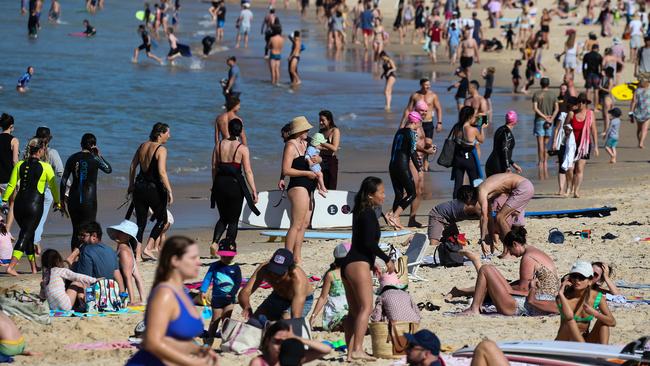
[44,267,96,310]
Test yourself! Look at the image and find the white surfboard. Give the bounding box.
[311,190,355,229]
[241,190,291,229]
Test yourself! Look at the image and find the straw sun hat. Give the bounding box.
[288,116,313,136]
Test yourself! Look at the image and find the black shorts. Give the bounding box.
[138,43,151,53]
[460,56,473,69]
[541,24,550,33]
[168,47,180,57]
[584,73,601,89]
[484,88,493,99]
[422,121,434,139]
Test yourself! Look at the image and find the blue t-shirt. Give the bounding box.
[360,10,374,30]
[448,28,461,46]
[75,243,119,280]
[200,261,242,301]
[17,72,31,88]
[228,64,241,93]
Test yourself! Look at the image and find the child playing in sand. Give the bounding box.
[0,217,13,266]
[40,249,97,311]
[604,107,621,164]
[310,243,350,331]
[306,133,328,197]
[511,59,522,93]
[200,238,242,346]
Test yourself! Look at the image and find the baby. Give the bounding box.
[306,133,328,198]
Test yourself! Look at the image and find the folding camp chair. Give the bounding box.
[404,233,429,282]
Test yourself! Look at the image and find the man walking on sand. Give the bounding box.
[268,25,284,85]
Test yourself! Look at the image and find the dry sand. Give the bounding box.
[3,0,650,365]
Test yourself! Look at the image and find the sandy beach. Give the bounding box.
[2,0,650,364]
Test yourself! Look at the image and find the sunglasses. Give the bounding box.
[569,273,588,281]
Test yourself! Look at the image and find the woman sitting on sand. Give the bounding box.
[556,261,616,344]
[250,321,332,366]
[40,249,97,311]
[452,227,559,316]
[126,237,219,366]
[281,117,317,265]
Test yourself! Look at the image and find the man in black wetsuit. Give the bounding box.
[61,133,112,251]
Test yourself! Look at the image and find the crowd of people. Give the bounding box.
[5,0,650,363]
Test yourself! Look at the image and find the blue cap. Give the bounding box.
[267,248,294,275]
[404,330,441,355]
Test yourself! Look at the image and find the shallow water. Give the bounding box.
[0,0,541,190]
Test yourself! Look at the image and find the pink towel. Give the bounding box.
[576,110,593,159]
[65,341,135,350]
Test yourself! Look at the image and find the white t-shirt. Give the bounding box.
[629,19,643,36]
[240,9,253,27]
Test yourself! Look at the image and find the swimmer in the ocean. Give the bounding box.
[288,30,302,86]
[166,27,182,65]
[268,24,283,85]
[133,25,163,64]
[16,66,34,93]
[48,0,60,23]
[82,19,96,36]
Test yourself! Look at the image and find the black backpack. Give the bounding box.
[433,240,465,267]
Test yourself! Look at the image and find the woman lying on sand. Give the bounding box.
[556,261,616,344]
[449,227,560,316]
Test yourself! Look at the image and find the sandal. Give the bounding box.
[417,301,441,311]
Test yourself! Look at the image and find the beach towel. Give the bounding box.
[65,341,135,351]
[49,307,140,317]
[575,110,593,160]
[0,287,50,325]
[561,131,576,171]
[615,280,650,289]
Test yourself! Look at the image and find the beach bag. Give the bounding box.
[548,228,565,244]
[220,318,263,354]
[437,128,456,168]
[0,287,50,325]
[389,246,409,288]
[86,279,123,312]
[433,239,465,267]
[369,321,418,359]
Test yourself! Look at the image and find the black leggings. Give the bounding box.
[13,192,44,261]
[68,194,97,251]
[133,182,168,243]
[452,151,480,198]
[389,163,416,212]
[212,175,244,243]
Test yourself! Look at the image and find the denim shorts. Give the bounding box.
[255,291,314,321]
[533,118,553,137]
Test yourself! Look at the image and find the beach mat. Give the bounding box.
[65,341,135,350]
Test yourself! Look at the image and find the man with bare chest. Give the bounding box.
[459,29,480,78]
[268,25,284,85]
[214,96,247,146]
[464,80,488,116]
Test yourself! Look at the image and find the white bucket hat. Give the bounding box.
[107,220,139,242]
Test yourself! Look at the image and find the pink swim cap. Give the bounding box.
[408,111,423,123]
[505,110,518,124]
[415,100,429,112]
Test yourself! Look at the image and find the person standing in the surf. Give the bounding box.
[166,27,182,65]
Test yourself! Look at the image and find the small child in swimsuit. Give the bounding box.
[306,133,328,198]
[604,108,621,164]
[200,238,242,346]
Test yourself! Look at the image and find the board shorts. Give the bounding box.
[585,72,601,89]
[427,208,459,242]
[484,88,493,99]
[534,118,553,137]
[631,35,643,48]
[211,295,236,309]
[256,291,314,321]
[491,180,534,226]
[460,56,474,69]
[422,121,434,139]
[269,53,281,61]
[217,19,225,28]
[239,25,250,35]
[605,137,618,148]
[0,337,25,356]
[138,43,152,53]
[362,28,373,36]
[168,47,180,56]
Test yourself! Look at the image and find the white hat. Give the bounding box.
[107,220,139,242]
[243,2,250,8]
[569,261,594,278]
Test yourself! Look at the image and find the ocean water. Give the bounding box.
[0,0,540,190]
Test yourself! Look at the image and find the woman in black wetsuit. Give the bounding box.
[379,51,397,111]
[3,138,60,276]
[485,110,522,177]
[451,106,485,198]
[61,133,112,251]
[341,177,395,362]
[385,114,421,229]
[210,118,258,256]
[281,116,317,265]
[127,123,173,261]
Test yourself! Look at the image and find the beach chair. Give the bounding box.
[404,233,429,282]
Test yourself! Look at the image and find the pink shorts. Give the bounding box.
[491,180,534,226]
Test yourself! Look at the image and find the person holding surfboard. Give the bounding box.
[82,19,96,37]
[556,261,616,344]
[281,116,317,265]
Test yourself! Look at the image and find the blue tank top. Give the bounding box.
[126,286,204,366]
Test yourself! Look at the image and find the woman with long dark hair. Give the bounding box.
[61,133,112,250]
[566,93,599,198]
[317,110,340,190]
[126,236,218,366]
[451,106,484,198]
[341,176,395,362]
[127,123,173,261]
[3,138,60,276]
[210,118,258,256]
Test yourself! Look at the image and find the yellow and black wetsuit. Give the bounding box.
[2,158,60,261]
